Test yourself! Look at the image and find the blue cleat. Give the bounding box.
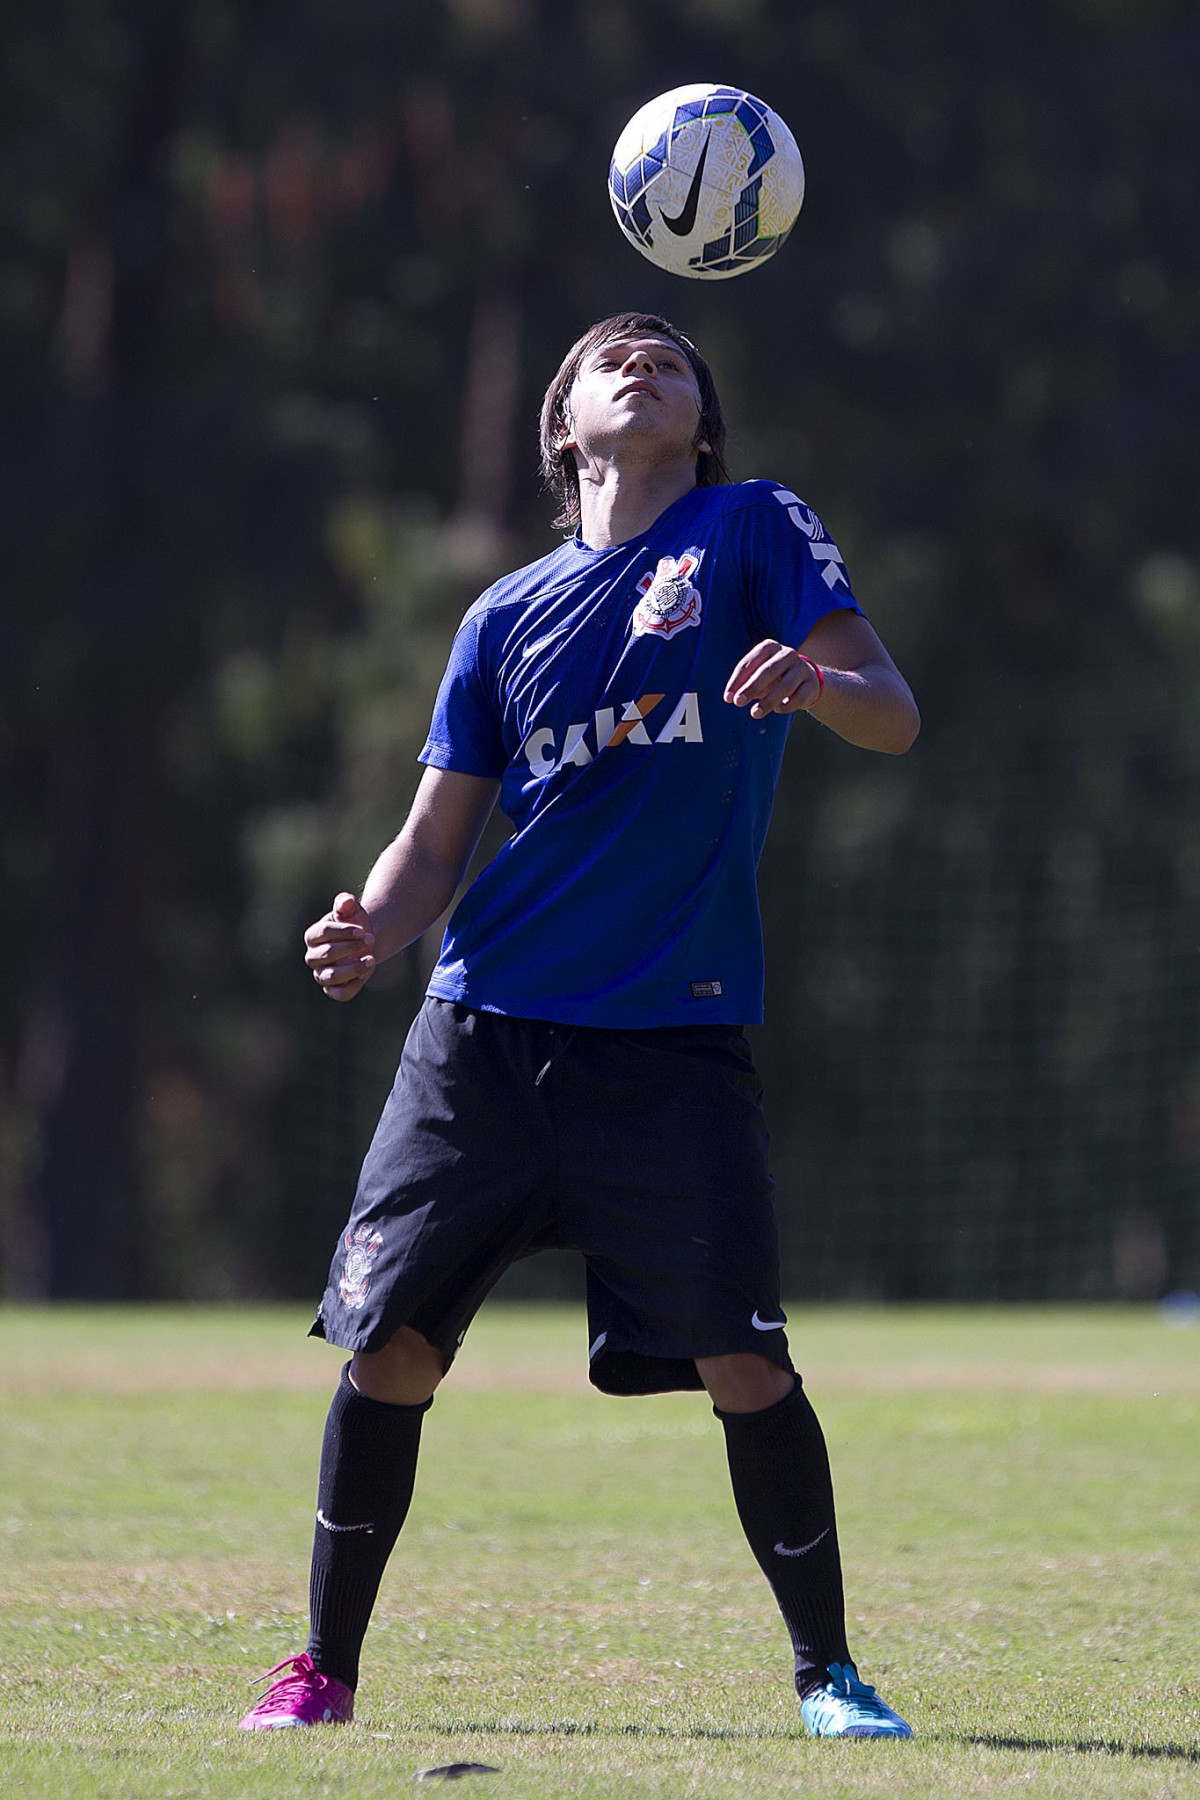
[800,1662,913,1738]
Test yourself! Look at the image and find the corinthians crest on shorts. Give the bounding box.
[631,549,704,638]
[338,1224,384,1309]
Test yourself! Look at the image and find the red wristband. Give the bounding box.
[796,654,824,706]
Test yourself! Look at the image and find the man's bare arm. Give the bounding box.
[304,766,500,1002]
[724,610,920,755]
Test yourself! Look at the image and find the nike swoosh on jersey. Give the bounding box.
[659,132,711,237]
[774,1528,830,1558]
[522,628,570,659]
[751,1310,787,1331]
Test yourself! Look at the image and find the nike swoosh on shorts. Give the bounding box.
[751,1311,787,1331]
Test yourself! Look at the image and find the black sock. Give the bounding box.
[306,1363,431,1691]
[716,1379,851,1699]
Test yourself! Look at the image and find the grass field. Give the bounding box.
[1,1303,1197,1798]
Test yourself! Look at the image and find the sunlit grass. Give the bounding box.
[1,1303,1197,1797]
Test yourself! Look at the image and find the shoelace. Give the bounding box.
[249,1653,332,1696]
[826,1662,890,1715]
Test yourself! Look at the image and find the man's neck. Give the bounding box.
[576,462,698,550]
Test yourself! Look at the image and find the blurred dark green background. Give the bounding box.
[3,0,1198,1304]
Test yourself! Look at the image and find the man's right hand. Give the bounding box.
[304,892,377,1002]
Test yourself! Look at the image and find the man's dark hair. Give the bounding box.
[538,312,730,532]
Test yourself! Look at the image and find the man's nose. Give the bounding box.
[621,352,655,375]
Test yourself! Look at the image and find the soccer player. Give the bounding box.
[238,312,920,1737]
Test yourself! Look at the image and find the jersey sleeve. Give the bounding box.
[418,605,507,777]
[734,483,865,646]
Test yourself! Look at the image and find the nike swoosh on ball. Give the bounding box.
[659,131,711,236]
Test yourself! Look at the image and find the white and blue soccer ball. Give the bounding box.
[608,84,804,280]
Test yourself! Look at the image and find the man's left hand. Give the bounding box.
[724,640,822,719]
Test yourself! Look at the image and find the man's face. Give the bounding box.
[560,334,710,467]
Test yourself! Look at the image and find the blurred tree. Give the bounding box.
[3,6,212,1295]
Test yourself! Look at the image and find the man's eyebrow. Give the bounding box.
[588,340,683,363]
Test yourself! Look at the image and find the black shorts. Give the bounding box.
[310,998,793,1396]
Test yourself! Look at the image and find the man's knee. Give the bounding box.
[350,1325,446,1405]
[696,1351,795,1414]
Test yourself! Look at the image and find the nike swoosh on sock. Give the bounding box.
[774,1527,830,1557]
[317,1509,375,1535]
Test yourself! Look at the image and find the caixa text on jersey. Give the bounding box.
[522,690,703,778]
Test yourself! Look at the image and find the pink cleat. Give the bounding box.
[237,1652,354,1730]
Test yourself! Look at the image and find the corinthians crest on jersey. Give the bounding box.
[631,549,704,638]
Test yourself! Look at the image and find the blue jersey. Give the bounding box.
[418,480,863,1027]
